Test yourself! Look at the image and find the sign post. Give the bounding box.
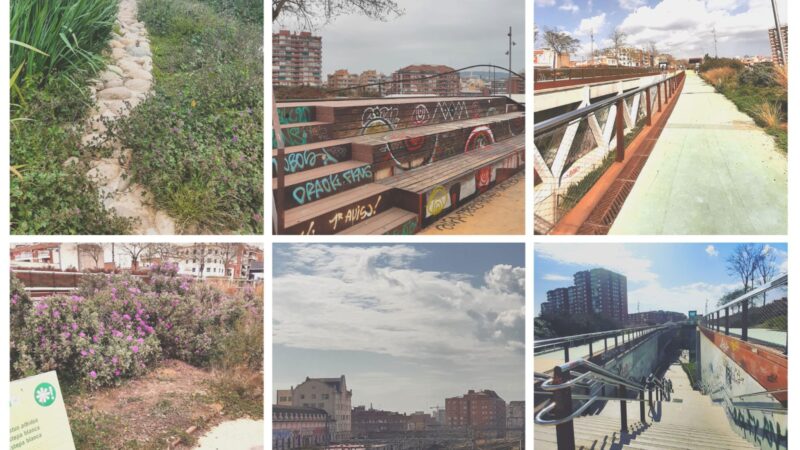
[10,371,75,450]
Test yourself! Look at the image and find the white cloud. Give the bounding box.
[617,0,786,58]
[575,13,607,36]
[705,245,719,257]
[619,0,646,10]
[559,0,580,13]
[274,245,526,371]
[542,273,573,281]
[629,280,740,314]
[536,243,658,283]
[536,0,557,6]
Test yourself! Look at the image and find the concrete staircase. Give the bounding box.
[534,363,756,449]
[273,96,525,234]
[534,415,755,449]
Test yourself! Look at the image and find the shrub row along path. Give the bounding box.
[82,0,176,234]
[610,70,787,234]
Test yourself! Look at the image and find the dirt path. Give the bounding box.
[420,171,525,235]
[82,0,176,234]
[67,360,228,449]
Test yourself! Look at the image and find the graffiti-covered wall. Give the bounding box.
[698,330,788,450]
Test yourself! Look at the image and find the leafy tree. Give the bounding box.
[542,28,580,68]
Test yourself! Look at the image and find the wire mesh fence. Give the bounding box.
[703,274,788,353]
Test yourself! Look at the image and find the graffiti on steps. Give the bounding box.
[476,166,492,189]
[273,147,346,174]
[299,221,316,235]
[290,165,372,206]
[328,195,382,231]
[432,101,470,122]
[386,217,418,235]
[411,104,430,125]
[361,106,399,135]
[486,106,498,117]
[278,106,311,125]
[432,174,520,231]
[273,127,308,147]
[426,185,449,217]
[465,126,495,152]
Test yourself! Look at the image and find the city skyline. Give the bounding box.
[535,243,788,316]
[273,0,526,77]
[535,0,788,59]
[273,244,524,414]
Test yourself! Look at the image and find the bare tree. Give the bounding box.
[726,244,760,293]
[648,41,658,67]
[543,29,580,69]
[77,244,104,269]
[219,243,244,279]
[273,0,403,28]
[120,243,152,271]
[609,28,627,66]
[755,244,778,286]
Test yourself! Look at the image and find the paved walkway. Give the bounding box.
[420,172,524,235]
[610,71,787,235]
[194,419,263,449]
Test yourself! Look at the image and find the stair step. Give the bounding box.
[273,121,335,147]
[337,207,418,235]
[282,183,393,235]
[573,418,749,444]
[273,161,373,209]
[281,96,520,139]
[351,112,525,170]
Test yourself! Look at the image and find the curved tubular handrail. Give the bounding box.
[534,71,683,136]
[539,371,593,391]
[730,389,788,400]
[534,395,600,426]
[541,359,647,393]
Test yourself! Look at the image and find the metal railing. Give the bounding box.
[534,66,663,83]
[534,324,667,363]
[535,359,672,450]
[533,71,685,234]
[700,273,788,353]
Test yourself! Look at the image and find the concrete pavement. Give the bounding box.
[610,71,787,235]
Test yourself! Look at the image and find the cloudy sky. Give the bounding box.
[273,244,525,414]
[535,0,787,59]
[273,0,526,76]
[534,242,788,316]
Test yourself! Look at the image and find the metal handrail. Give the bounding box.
[535,395,600,426]
[705,273,788,317]
[546,359,647,392]
[534,70,683,136]
[534,325,664,349]
[729,389,787,400]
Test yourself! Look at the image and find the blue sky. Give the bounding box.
[273,244,524,413]
[534,0,788,59]
[534,242,788,316]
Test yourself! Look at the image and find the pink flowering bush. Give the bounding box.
[11,265,261,389]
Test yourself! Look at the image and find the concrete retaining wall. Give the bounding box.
[697,330,788,450]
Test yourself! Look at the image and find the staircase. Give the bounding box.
[273,96,525,234]
[534,363,756,450]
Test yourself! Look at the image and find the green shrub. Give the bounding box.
[10,72,133,235]
[738,63,779,88]
[197,0,263,23]
[699,55,744,73]
[10,0,119,84]
[11,265,262,388]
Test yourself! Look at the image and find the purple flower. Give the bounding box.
[81,350,88,357]
[232,135,239,143]
[89,371,97,379]
[131,345,139,353]
[114,369,121,377]
[52,310,60,318]
[71,323,78,330]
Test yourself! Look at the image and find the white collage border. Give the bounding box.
[0,1,796,449]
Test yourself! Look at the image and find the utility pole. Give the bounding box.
[506,26,516,75]
[590,29,595,66]
[712,27,718,58]
[770,0,786,65]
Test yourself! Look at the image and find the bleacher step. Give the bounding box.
[273,160,373,209]
[337,207,418,235]
[283,183,393,235]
